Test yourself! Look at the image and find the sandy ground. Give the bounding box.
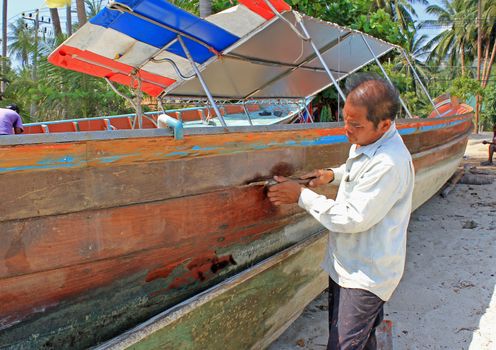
[269,133,496,350]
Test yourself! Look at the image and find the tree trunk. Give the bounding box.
[76,0,87,26]
[460,43,465,76]
[475,0,482,133]
[50,8,63,38]
[481,38,490,86]
[482,39,496,89]
[199,0,212,18]
[1,0,7,97]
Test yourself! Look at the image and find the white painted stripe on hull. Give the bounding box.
[412,149,464,211]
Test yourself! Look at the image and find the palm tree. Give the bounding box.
[374,0,427,33]
[480,0,496,88]
[8,18,35,68]
[50,8,63,38]
[2,0,8,96]
[394,25,431,93]
[423,0,477,77]
[76,0,87,25]
[85,0,104,18]
[199,0,212,17]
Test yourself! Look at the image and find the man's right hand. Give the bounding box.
[300,169,334,188]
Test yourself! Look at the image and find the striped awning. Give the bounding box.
[48,0,397,99]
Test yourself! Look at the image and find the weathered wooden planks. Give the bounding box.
[91,123,473,350]
[95,231,329,350]
[0,109,473,349]
[0,145,348,222]
[0,116,472,222]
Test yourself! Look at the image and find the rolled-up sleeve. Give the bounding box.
[299,162,403,234]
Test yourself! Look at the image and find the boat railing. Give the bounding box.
[22,104,267,134]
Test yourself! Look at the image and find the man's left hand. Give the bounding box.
[267,176,303,206]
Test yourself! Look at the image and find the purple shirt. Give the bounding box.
[0,108,23,135]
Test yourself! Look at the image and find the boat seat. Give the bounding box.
[47,122,78,133]
[23,124,46,134]
[78,119,111,131]
[141,115,158,129]
[109,116,133,129]
[246,104,260,112]
[181,109,201,122]
[224,105,244,114]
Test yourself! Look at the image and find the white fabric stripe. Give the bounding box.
[65,24,161,66]
[62,22,187,81]
[58,6,267,86]
[206,5,266,38]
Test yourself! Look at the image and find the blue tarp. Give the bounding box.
[90,0,239,64]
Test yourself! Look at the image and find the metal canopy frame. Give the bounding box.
[50,0,435,124]
[161,11,399,102]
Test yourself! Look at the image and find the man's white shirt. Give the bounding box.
[298,123,414,301]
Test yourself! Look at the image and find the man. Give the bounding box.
[267,76,414,350]
[0,104,24,135]
[481,124,496,166]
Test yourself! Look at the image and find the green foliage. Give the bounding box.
[353,9,404,45]
[319,104,331,122]
[481,84,496,129]
[448,77,483,102]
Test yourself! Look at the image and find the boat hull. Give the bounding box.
[94,115,472,350]
[0,106,472,349]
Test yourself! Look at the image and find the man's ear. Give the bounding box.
[379,119,391,133]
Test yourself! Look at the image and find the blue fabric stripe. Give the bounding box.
[90,0,239,63]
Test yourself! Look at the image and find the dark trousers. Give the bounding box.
[327,278,385,350]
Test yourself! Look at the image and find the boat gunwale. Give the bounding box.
[0,111,474,147]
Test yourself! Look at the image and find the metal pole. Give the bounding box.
[177,35,227,128]
[302,99,314,123]
[360,34,413,119]
[241,103,254,126]
[400,49,440,117]
[297,18,347,102]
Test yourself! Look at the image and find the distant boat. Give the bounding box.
[0,0,473,349]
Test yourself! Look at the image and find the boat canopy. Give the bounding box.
[48,0,398,100]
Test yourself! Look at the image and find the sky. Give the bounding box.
[2,0,445,50]
[4,0,76,38]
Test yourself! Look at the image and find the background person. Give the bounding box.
[0,104,24,135]
[481,124,496,166]
[267,75,414,350]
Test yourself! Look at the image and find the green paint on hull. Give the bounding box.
[117,234,328,350]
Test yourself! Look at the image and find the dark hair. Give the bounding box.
[345,73,400,127]
[6,103,20,113]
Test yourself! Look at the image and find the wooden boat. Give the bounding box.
[0,0,473,349]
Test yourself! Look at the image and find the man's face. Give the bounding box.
[343,102,391,146]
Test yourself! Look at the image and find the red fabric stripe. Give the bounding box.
[48,45,175,97]
[239,0,291,20]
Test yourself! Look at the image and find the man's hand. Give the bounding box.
[267,176,303,206]
[301,169,334,188]
[483,140,488,145]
